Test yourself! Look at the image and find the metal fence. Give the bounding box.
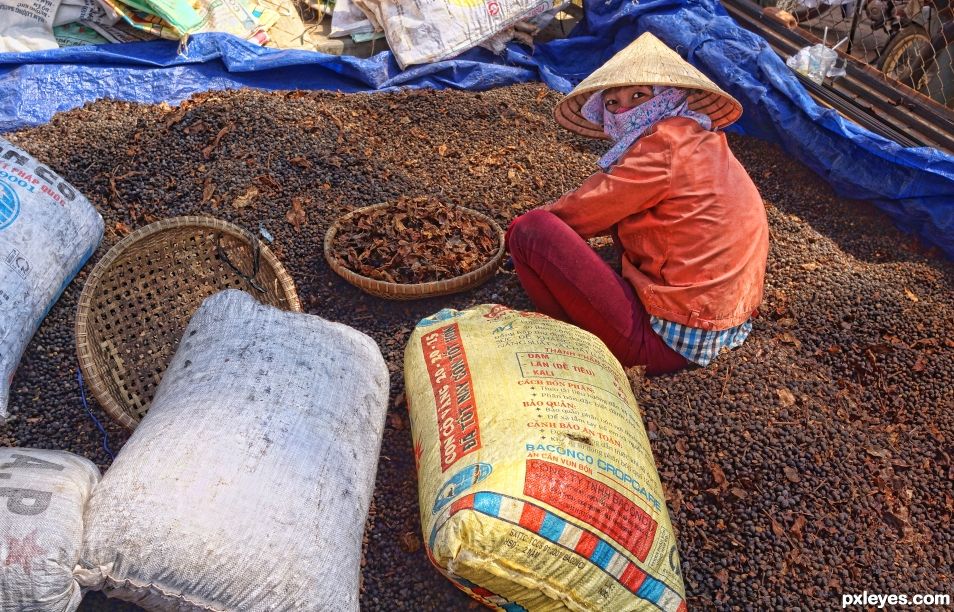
[757,0,954,108]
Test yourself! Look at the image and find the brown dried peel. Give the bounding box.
[332,196,499,284]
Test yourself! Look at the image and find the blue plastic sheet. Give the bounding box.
[1,0,951,256]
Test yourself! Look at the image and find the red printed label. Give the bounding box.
[422,323,481,471]
[524,459,658,562]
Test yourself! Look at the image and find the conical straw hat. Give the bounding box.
[555,32,743,140]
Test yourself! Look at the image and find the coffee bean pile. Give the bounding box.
[3,84,950,610]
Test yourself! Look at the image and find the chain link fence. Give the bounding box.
[758,0,954,108]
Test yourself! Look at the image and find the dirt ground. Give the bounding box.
[3,84,952,610]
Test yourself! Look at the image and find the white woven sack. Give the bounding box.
[0,448,101,612]
[360,0,554,68]
[329,0,375,37]
[78,289,389,611]
[0,137,104,419]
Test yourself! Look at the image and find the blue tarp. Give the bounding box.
[1,0,952,256]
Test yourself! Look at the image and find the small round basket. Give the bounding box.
[324,202,506,300]
[76,216,302,430]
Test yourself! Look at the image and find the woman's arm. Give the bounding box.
[542,130,672,238]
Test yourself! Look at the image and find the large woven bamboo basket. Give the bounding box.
[76,216,301,430]
[324,203,506,300]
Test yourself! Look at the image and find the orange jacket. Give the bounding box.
[545,117,769,330]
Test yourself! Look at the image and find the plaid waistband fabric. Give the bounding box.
[649,316,752,366]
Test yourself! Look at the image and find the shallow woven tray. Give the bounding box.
[76,216,301,430]
[324,203,506,300]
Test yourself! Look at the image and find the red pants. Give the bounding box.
[506,209,689,376]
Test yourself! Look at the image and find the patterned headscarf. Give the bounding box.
[581,86,713,170]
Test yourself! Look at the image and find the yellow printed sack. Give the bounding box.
[404,305,686,611]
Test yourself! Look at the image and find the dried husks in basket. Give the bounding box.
[331,196,499,284]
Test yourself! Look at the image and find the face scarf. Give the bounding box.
[581,86,713,170]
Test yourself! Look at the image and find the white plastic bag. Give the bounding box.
[0,138,104,420]
[0,448,101,612]
[786,44,845,84]
[79,289,389,611]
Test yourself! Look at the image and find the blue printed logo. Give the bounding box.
[433,462,493,513]
[416,308,465,328]
[0,182,19,231]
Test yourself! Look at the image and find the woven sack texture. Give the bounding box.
[405,305,686,611]
[78,289,389,611]
[0,137,103,419]
[0,448,101,612]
